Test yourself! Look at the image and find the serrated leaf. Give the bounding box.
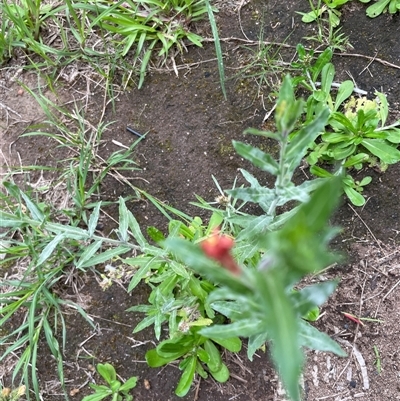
[232,141,279,175]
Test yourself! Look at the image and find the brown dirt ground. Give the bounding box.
[1,1,400,400]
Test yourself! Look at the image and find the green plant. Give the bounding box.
[146,331,240,397]
[82,363,137,401]
[164,177,346,401]
[359,0,400,17]
[115,75,346,401]
[0,386,26,401]
[298,0,352,50]
[299,0,400,23]
[291,46,400,205]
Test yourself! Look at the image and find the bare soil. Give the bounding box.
[1,1,400,400]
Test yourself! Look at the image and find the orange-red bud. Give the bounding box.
[201,229,241,276]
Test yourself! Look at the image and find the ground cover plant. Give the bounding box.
[1,1,400,400]
[0,0,222,91]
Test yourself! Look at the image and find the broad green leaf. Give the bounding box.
[145,349,175,367]
[362,139,400,164]
[232,141,279,175]
[343,153,369,167]
[119,376,138,392]
[156,339,193,360]
[175,356,197,397]
[196,347,210,363]
[147,226,165,242]
[212,337,242,353]
[97,363,116,384]
[209,362,230,382]
[386,128,400,143]
[81,391,110,401]
[204,340,222,372]
[343,185,365,206]
[201,319,263,339]
[334,80,354,111]
[298,320,346,356]
[366,0,391,17]
[359,176,372,186]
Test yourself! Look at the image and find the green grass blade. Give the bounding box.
[204,0,226,99]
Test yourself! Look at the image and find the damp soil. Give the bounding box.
[1,1,400,400]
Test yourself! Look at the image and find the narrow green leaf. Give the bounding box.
[285,107,330,173]
[118,197,130,242]
[88,202,101,237]
[79,245,130,268]
[75,241,103,270]
[36,233,65,266]
[298,320,346,356]
[247,332,269,361]
[232,141,279,175]
[205,0,226,99]
[175,356,197,397]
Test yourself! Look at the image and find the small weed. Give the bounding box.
[82,363,137,401]
[0,386,25,401]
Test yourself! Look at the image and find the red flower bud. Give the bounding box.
[201,229,241,276]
